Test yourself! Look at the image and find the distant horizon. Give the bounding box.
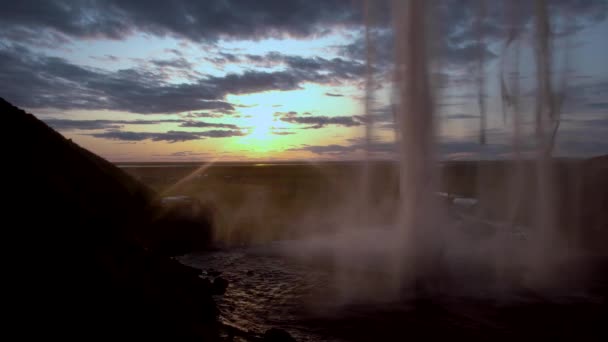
[112,155,605,165]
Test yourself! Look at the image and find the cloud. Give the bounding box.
[43,118,182,131]
[1,0,605,61]
[199,130,245,138]
[270,127,296,135]
[89,55,120,62]
[444,113,480,120]
[245,52,366,83]
[277,111,362,128]
[353,104,395,124]
[0,44,364,113]
[179,120,239,129]
[559,80,608,114]
[90,130,200,142]
[206,70,302,95]
[167,151,209,157]
[164,48,183,57]
[0,0,366,45]
[325,92,344,97]
[289,137,515,159]
[149,57,193,69]
[587,102,608,109]
[338,0,607,71]
[289,144,356,155]
[0,44,242,113]
[183,112,226,118]
[291,117,608,159]
[89,129,244,142]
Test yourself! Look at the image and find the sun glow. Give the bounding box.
[247,110,275,140]
[234,108,282,153]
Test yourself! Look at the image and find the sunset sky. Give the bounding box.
[1,0,607,161]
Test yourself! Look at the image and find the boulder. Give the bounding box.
[212,276,229,295]
[263,328,297,342]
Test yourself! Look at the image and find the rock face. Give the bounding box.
[211,276,229,295]
[263,328,297,342]
[2,98,218,339]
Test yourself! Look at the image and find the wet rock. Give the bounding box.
[208,269,222,277]
[212,276,229,295]
[263,328,296,342]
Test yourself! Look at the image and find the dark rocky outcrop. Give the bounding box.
[263,328,297,342]
[211,276,229,295]
[1,98,218,339]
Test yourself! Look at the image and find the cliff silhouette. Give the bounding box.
[2,98,219,339]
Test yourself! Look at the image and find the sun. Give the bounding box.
[247,111,274,140]
[235,109,282,153]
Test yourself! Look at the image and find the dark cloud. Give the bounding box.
[438,102,467,108]
[90,129,244,142]
[292,117,608,158]
[164,49,183,57]
[289,144,357,155]
[163,151,209,157]
[0,44,241,113]
[43,118,182,131]
[270,127,296,135]
[90,130,200,142]
[183,112,225,118]
[45,119,122,131]
[339,0,606,71]
[560,80,608,114]
[282,55,365,80]
[1,0,606,128]
[149,57,193,69]
[200,129,245,138]
[179,120,239,129]
[44,117,243,131]
[339,26,496,72]
[246,52,366,83]
[587,102,608,109]
[90,55,120,62]
[0,0,605,65]
[445,113,480,120]
[0,0,366,45]
[206,70,302,95]
[288,138,513,159]
[0,44,363,113]
[273,111,297,117]
[205,53,242,65]
[276,111,362,129]
[353,104,395,124]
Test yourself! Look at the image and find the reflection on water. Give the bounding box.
[180,245,334,341]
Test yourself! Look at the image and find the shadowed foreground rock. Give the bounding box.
[263,328,297,342]
[2,98,220,339]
